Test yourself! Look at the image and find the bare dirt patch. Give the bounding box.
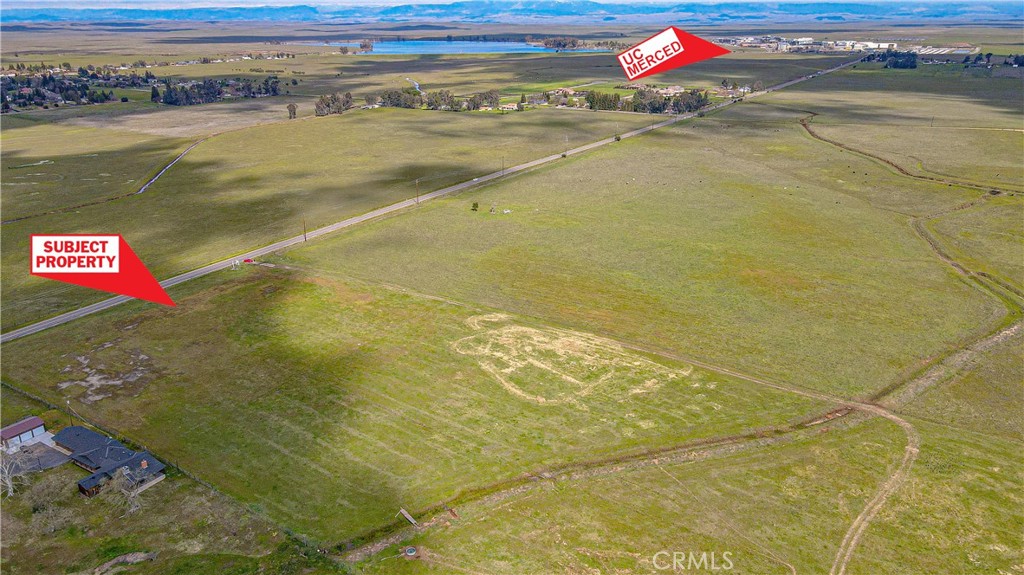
[452,314,695,407]
[57,340,157,403]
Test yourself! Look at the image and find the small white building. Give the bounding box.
[1,416,46,452]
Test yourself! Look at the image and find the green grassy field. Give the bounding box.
[272,105,1001,399]
[757,62,1023,129]
[811,124,1024,193]
[848,419,1023,575]
[1,119,192,221]
[352,415,1023,575]
[2,22,1021,575]
[0,265,829,542]
[356,416,909,574]
[927,196,1024,294]
[0,107,653,330]
[901,328,1023,441]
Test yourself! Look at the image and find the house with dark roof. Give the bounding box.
[1,416,46,451]
[52,426,165,497]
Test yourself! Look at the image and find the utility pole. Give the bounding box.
[67,400,74,426]
[501,156,505,176]
[302,218,307,242]
[416,178,420,204]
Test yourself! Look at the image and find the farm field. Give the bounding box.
[900,327,1024,441]
[0,265,830,542]
[809,124,1024,193]
[756,63,1024,192]
[846,419,1024,575]
[1,17,1022,575]
[272,104,1002,399]
[1,118,192,221]
[351,418,1023,575]
[927,196,1024,295]
[0,107,654,330]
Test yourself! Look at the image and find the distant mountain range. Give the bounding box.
[3,2,1022,24]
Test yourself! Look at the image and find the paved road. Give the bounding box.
[0,57,860,344]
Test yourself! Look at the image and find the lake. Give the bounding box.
[295,40,608,55]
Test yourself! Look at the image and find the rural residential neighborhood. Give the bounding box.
[0,1,1021,574]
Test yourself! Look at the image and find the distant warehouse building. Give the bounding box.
[52,426,166,497]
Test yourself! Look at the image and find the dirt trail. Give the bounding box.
[343,413,853,563]
[797,110,1022,575]
[799,113,1018,195]
[828,407,919,575]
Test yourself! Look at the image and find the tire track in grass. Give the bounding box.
[1,136,210,224]
[799,113,1018,195]
[795,108,1022,575]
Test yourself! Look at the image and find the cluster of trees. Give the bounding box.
[5,61,72,73]
[376,88,422,108]
[1005,54,1024,66]
[422,88,503,111]
[364,88,503,112]
[0,73,115,110]
[625,88,710,114]
[467,89,502,110]
[425,89,461,111]
[314,91,354,115]
[864,49,917,69]
[236,76,281,97]
[585,91,622,111]
[152,75,281,106]
[155,79,222,105]
[541,37,583,50]
[668,89,710,113]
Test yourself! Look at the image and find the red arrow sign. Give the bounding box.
[618,27,730,81]
[30,234,174,306]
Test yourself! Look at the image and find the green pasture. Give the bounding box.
[927,197,1024,295]
[1,121,191,221]
[812,124,1024,192]
[272,106,1000,399]
[0,265,829,542]
[901,328,1023,441]
[0,107,652,329]
[760,62,1024,129]
[358,416,907,574]
[848,419,1023,575]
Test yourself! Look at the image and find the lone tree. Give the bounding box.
[150,85,160,103]
[0,452,29,498]
[287,102,297,119]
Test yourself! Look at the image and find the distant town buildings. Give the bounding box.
[714,35,978,56]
